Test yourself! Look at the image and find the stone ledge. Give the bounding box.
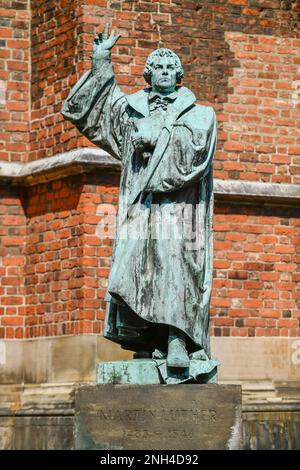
[0,148,299,206]
[0,148,120,186]
[214,178,300,206]
[0,336,299,387]
[0,382,299,418]
[0,383,75,417]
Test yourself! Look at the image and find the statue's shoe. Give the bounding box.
[167,338,190,369]
[152,349,167,359]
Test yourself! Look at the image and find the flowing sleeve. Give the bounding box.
[61,52,128,160]
[145,106,217,192]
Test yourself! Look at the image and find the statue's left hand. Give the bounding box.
[132,116,163,154]
[132,126,154,155]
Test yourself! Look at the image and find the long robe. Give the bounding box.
[61,57,217,357]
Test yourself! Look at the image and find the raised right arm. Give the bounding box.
[61,24,128,160]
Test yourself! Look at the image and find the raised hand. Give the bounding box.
[92,23,121,71]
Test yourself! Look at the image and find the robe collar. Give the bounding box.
[148,89,178,103]
[127,86,196,118]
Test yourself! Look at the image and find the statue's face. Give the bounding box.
[151,56,177,94]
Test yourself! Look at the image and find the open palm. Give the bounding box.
[93,23,121,55]
[92,23,121,74]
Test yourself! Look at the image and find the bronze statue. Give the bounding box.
[62,24,217,372]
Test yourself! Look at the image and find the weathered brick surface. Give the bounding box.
[0,186,26,338]
[27,0,300,182]
[23,173,118,338]
[0,0,30,162]
[218,33,300,184]
[211,204,300,338]
[29,0,82,161]
[1,1,299,179]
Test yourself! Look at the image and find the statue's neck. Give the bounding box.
[151,86,176,96]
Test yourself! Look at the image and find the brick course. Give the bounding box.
[0,185,26,338]
[0,0,30,162]
[212,203,300,338]
[22,172,118,338]
[219,33,300,184]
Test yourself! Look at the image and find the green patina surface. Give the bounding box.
[96,359,219,385]
[62,24,217,379]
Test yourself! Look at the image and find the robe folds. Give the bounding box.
[61,57,217,357]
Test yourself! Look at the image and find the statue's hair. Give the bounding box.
[143,48,184,86]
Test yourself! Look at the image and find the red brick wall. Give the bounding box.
[28,1,300,183]
[0,1,300,340]
[23,173,118,338]
[212,204,300,338]
[0,0,30,162]
[30,0,82,161]
[1,175,299,340]
[0,186,26,338]
[218,32,300,184]
[1,1,299,178]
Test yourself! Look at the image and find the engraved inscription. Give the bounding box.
[123,429,194,440]
[95,407,217,424]
[75,385,242,450]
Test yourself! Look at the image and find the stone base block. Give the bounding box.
[96,359,219,385]
[74,384,242,450]
[0,416,74,450]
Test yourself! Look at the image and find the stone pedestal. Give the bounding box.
[74,384,242,450]
[96,358,219,385]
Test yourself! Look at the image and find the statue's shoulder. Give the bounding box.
[188,103,215,119]
[182,102,216,129]
[126,88,151,117]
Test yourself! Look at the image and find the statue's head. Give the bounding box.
[143,48,184,94]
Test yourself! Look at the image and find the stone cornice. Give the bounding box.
[214,178,300,206]
[0,148,121,186]
[0,148,299,206]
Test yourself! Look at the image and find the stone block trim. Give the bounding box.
[1,147,300,205]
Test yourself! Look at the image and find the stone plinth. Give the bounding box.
[96,359,219,385]
[74,384,242,450]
